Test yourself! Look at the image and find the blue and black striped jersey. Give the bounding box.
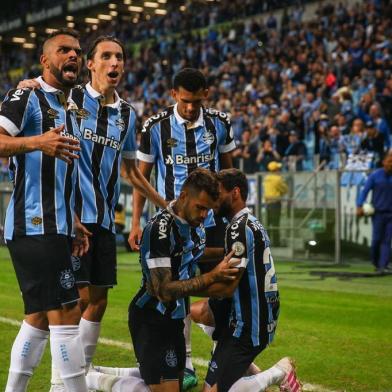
[70,83,137,233]
[134,202,206,320]
[225,208,280,347]
[137,104,235,202]
[0,76,80,240]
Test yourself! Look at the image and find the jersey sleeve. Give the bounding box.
[122,109,137,160]
[216,114,236,154]
[144,214,172,269]
[226,218,249,268]
[0,88,33,136]
[137,118,157,163]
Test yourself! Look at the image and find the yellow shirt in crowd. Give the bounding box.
[263,173,288,203]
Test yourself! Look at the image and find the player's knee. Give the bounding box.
[190,299,210,324]
[86,297,108,320]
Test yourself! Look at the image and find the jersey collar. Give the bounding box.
[86,82,121,110]
[232,207,250,221]
[174,104,204,129]
[167,200,188,225]
[35,76,71,107]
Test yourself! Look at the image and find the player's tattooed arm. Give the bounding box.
[147,250,238,302]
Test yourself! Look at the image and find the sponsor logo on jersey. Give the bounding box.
[164,152,215,165]
[75,108,90,119]
[60,269,75,289]
[31,216,42,226]
[141,110,168,133]
[165,350,177,367]
[202,131,215,145]
[116,118,125,132]
[166,137,178,148]
[83,128,121,151]
[158,211,171,239]
[47,108,59,119]
[10,89,27,102]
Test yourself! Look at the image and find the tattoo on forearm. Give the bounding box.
[149,267,210,302]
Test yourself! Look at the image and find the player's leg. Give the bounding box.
[81,226,115,365]
[228,357,302,392]
[378,213,392,271]
[128,301,184,392]
[203,330,262,392]
[5,314,49,392]
[93,365,141,377]
[6,235,86,392]
[371,214,383,270]
[86,371,149,392]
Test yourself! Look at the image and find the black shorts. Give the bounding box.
[7,234,79,315]
[74,224,117,287]
[205,328,266,392]
[208,298,232,341]
[128,301,185,385]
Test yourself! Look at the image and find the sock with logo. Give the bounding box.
[49,325,88,392]
[5,320,49,392]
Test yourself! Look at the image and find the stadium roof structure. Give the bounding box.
[0,0,219,50]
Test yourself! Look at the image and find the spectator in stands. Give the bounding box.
[360,120,385,167]
[284,130,307,171]
[242,122,262,174]
[256,139,281,171]
[342,118,365,156]
[369,103,391,150]
[263,161,288,246]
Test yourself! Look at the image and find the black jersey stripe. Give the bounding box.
[106,104,132,232]
[36,90,57,233]
[185,124,198,175]
[64,113,75,235]
[204,116,218,172]
[13,154,26,236]
[91,106,109,226]
[160,117,174,201]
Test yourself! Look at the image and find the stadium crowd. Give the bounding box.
[0,0,392,173]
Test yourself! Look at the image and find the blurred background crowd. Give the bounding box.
[0,0,391,174]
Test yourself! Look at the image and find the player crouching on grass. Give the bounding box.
[83,168,301,392]
[190,168,302,392]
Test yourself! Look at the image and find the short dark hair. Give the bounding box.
[216,169,248,202]
[182,168,219,201]
[173,68,207,92]
[87,35,126,62]
[42,28,80,54]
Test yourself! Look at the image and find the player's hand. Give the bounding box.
[356,207,364,217]
[37,124,81,164]
[129,224,142,251]
[210,250,240,282]
[17,78,40,89]
[72,222,92,257]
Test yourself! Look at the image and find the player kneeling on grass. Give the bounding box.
[190,168,301,392]
[84,169,301,392]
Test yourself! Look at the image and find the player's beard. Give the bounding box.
[215,199,232,218]
[50,63,78,88]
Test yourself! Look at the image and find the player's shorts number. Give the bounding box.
[263,247,278,293]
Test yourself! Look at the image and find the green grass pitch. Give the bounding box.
[0,246,391,391]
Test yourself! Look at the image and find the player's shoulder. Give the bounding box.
[141,106,174,133]
[119,98,136,113]
[148,208,174,240]
[3,87,34,104]
[204,107,231,126]
[227,211,249,237]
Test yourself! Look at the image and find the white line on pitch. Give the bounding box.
[0,316,340,391]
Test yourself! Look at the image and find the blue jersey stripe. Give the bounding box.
[246,226,260,346]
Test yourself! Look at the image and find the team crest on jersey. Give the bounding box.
[232,241,245,256]
[116,118,125,132]
[75,108,90,119]
[71,256,81,271]
[166,138,178,148]
[209,361,218,372]
[60,269,75,289]
[202,131,215,145]
[165,350,177,368]
[47,108,59,119]
[31,217,42,226]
